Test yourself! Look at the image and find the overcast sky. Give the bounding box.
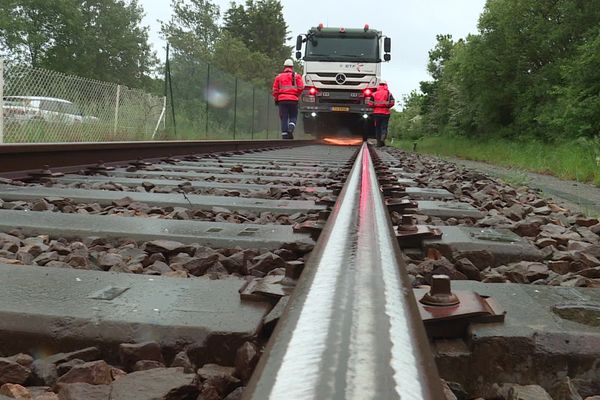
[140,0,486,105]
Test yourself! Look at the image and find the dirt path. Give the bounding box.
[440,157,600,216]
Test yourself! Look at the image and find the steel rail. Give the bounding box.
[244,143,444,399]
[0,139,315,178]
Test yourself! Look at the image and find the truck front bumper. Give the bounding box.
[300,103,372,114]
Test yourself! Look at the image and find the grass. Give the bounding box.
[393,135,600,185]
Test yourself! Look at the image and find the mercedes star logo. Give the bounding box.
[335,73,347,85]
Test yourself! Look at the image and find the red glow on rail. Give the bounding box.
[322,137,363,146]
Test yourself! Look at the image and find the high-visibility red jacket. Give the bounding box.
[272,67,305,102]
[368,84,395,115]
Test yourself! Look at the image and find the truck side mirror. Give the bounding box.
[295,51,302,60]
[296,35,303,51]
[384,53,391,62]
[384,37,391,53]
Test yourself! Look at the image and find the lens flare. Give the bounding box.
[205,88,230,108]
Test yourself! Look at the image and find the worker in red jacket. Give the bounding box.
[368,80,395,147]
[272,59,305,139]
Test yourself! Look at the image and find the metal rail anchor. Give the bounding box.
[84,161,115,175]
[415,275,506,339]
[28,165,64,182]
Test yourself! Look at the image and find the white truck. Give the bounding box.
[295,24,391,137]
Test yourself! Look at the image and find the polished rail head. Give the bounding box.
[244,143,445,400]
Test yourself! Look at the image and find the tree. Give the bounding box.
[223,0,291,66]
[160,0,221,60]
[0,0,157,88]
[212,32,273,87]
[0,0,73,66]
[389,91,425,139]
[419,34,457,134]
[546,26,600,138]
[405,0,600,142]
[223,0,290,60]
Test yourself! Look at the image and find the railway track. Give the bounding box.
[0,140,599,400]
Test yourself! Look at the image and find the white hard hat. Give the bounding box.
[284,59,294,67]
[379,80,387,85]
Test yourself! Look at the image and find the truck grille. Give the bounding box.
[319,81,362,86]
[315,73,368,79]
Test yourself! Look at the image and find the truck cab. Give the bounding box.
[295,24,391,137]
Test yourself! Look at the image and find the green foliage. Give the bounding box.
[389,91,425,140]
[162,0,290,85]
[0,0,157,89]
[159,0,290,138]
[397,0,600,142]
[542,26,600,138]
[394,135,600,185]
[160,0,221,60]
[223,0,291,65]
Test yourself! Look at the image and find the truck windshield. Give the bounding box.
[305,36,379,62]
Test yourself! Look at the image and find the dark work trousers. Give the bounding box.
[373,114,390,143]
[278,101,298,134]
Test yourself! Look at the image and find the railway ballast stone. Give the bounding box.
[552,377,584,400]
[441,379,458,400]
[247,252,286,275]
[132,360,166,371]
[234,342,259,382]
[196,364,240,397]
[5,355,32,371]
[197,385,221,400]
[0,358,31,385]
[55,360,112,386]
[507,384,553,400]
[45,348,100,366]
[223,387,244,400]
[56,360,84,377]
[170,352,194,374]
[109,367,198,400]
[57,382,111,400]
[119,342,164,372]
[384,148,600,289]
[33,392,59,400]
[0,383,31,398]
[30,361,58,387]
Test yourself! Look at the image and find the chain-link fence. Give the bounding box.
[0,60,166,143]
[0,56,308,143]
[162,55,307,141]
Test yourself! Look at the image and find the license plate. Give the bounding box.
[331,106,349,112]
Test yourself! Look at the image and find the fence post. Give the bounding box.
[152,96,167,139]
[113,84,121,137]
[233,78,238,139]
[266,95,270,139]
[251,86,255,140]
[0,58,4,144]
[205,63,210,139]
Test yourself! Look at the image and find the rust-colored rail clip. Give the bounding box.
[293,220,326,240]
[414,275,505,339]
[396,224,442,248]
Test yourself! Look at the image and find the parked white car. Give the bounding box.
[2,96,86,124]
